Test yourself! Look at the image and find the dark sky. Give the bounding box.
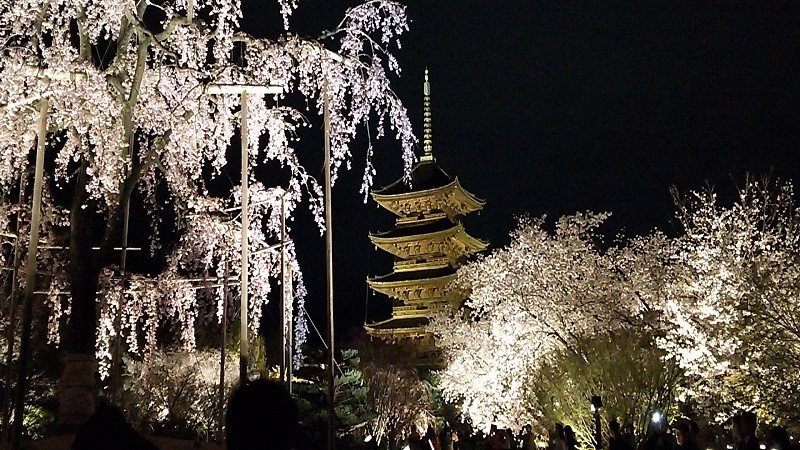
[250,1,800,345]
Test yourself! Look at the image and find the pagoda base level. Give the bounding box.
[364,329,442,368]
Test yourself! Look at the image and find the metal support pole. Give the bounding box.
[13,98,48,445]
[206,81,280,386]
[218,261,229,441]
[323,83,336,450]
[110,194,130,402]
[239,92,249,384]
[279,194,286,385]
[286,266,293,395]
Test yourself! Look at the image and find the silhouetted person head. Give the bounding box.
[225,378,298,450]
[770,426,791,450]
[610,420,621,437]
[427,425,437,439]
[671,419,692,447]
[735,412,757,442]
[71,402,157,450]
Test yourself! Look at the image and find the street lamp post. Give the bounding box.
[206,83,281,384]
[279,191,292,389]
[322,78,336,450]
[12,97,48,446]
[2,68,86,445]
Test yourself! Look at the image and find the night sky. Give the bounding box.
[248,1,800,345]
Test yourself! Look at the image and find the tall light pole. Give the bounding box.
[279,191,290,387]
[286,264,293,394]
[323,79,336,450]
[12,96,48,445]
[321,48,349,450]
[3,68,85,445]
[206,83,281,384]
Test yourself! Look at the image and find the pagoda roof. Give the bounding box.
[371,218,454,239]
[373,159,453,196]
[370,221,488,261]
[369,266,455,283]
[371,177,485,219]
[366,316,428,330]
[364,316,429,338]
[368,266,460,302]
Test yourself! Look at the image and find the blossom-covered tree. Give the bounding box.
[0,0,415,424]
[432,177,800,431]
[362,362,435,448]
[429,213,671,429]
[431,213,658,428]
[122,349,238,440]
[659,177,800,422]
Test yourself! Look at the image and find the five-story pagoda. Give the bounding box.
[364,70,487,366]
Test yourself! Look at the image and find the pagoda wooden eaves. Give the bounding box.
[371,177,484,219]
[369,223,487,261]
[367,270,465,303]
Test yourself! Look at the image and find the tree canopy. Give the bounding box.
[431,177,800,435]
[0,0,415,376]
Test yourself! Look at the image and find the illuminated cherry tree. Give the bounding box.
[429,213,671,429]
[659,178,800,422]
[433,178,800,430]
[0,0,415,420]
[362,362,435,447]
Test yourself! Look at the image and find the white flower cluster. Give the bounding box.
[433,180,800,428]
[0,0,414,379]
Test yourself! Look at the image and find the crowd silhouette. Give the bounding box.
[398,410,796,450]
[66,379,795,450]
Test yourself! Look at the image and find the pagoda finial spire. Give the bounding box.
[421,67,434,161]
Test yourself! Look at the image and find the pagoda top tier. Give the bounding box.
[371,69,484,219]
[371,160,485,218]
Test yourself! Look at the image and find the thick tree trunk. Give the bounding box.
[58,169,99,428]
[55,10,160,429]
[57,156,138,426]
[56,354,96,428]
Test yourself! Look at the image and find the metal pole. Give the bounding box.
[111,194,130,403]
[218,260,229,441]
[279,194,286,386]
[13,97,48,445]
[286,266,293,395]
[323,82,336,450]
[239,91,249,384]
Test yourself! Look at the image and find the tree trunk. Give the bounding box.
[58,170,99,428]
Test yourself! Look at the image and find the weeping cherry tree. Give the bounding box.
[0,0,415,425]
